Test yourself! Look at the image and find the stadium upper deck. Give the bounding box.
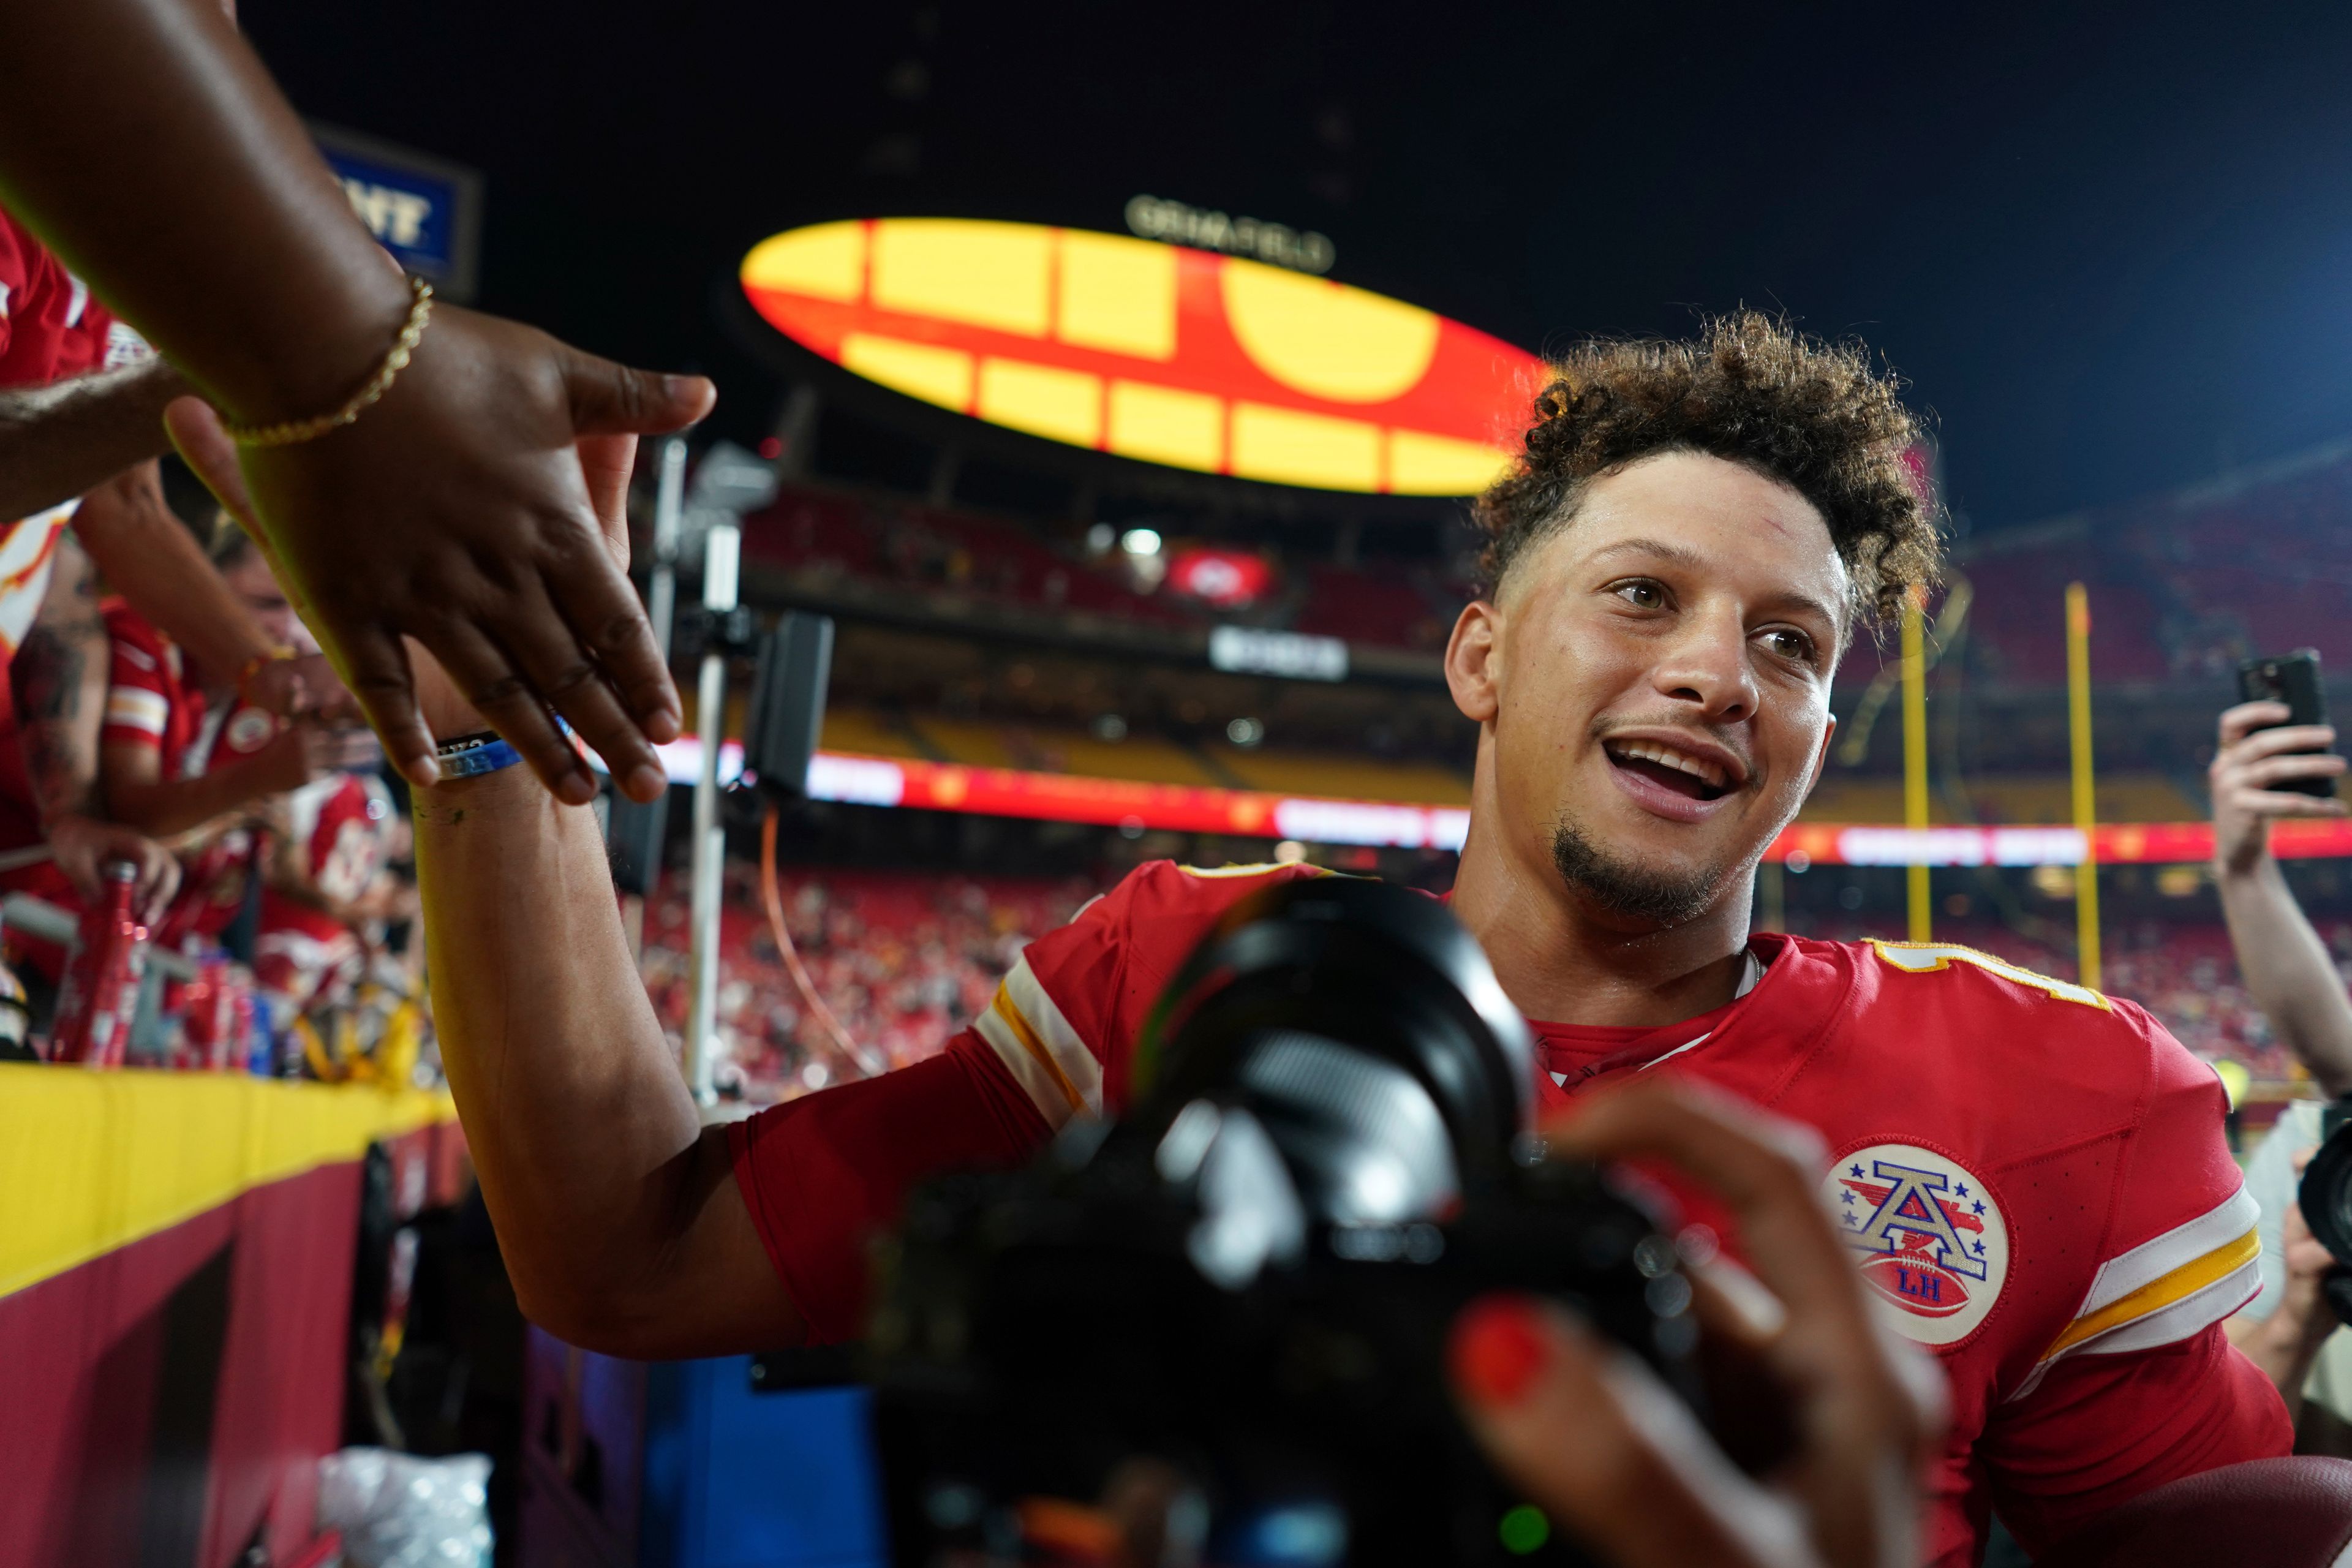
[733,432,2352,689]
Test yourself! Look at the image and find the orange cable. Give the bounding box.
[760,802,883,1079]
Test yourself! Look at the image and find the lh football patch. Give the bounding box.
[1823,1143,2010,1347]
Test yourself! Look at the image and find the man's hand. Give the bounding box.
[238,650,362,726]
[243,724,334,797]
[165,308,707,810]
[45,813,179,925]
[2213,701,2347,873]
[172,401,648,772]
[1448,1081,1944,1568]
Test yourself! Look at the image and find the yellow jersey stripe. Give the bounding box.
[1175,862,1333,879]
[2041,1227,2261,1361]
[992,987,1085,1116]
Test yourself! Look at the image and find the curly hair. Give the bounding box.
[1472,311,1940,624]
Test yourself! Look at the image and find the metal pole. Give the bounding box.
[682,520,740,1104]
[1901,590,1932,943]
[648,436,687,660]
[2065,582,2101,990]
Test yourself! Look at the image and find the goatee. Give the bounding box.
[1550,816,1727,928]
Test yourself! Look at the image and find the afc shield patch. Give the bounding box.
[225,708,277,755]
[1823,1142,2010,1347]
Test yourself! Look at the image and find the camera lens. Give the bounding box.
[2296,1111,2352,1268]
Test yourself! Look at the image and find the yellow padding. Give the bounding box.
[0,1064,455,1301]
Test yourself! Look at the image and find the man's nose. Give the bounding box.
[1651,610,1758,722]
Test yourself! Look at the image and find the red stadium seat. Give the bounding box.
[2034,1458,2352,1567]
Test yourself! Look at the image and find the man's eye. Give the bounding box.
[1762,628,1817,663]
[1614,581,1665,610]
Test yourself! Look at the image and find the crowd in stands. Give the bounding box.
[740,439,2352,699]
[739,481,1469,654]
[0,516,421,1074]
[0,201,418,1075]
[1956,440,2352,687]
[639,865,1096,1101]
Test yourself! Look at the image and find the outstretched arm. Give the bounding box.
[0,0,709,803]
[0,358,184,522]
[172,401,798,1355]
[74,461,263,679]
[72,461,355,723]
[414,759,804,1356]
[2211,701,2352,1095]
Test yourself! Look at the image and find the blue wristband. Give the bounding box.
[432,731,524,779]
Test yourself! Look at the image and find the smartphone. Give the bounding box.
[2237,648,2336,798]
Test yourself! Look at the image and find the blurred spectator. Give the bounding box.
[2204,699,2352,1446]
[0,202,356,917]
[94,524,362,943]
[255,769,404,1020]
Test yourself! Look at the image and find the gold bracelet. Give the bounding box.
[221,275,435,448]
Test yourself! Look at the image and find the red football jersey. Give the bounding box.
[729,860,2285,1564]
[100,601,279,949]
[255,771,392,1014]
[0,207,153,667]
[0,208,108,388]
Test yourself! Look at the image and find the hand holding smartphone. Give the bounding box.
[2237,649,2337,798]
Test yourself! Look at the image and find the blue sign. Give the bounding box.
[310,123,483,301]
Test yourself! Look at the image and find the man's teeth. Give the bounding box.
[1610,741,1728,789]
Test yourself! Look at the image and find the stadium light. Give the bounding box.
[738,218,1545,495]
[1121,526,1163,556]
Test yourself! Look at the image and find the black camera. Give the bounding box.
[867,877,1702,1568]
[2297,1101,2352,1324]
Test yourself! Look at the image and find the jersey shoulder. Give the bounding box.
[1801,937,2253,1385]
[1836,933,2231,1141]
[974,859,1334,1129]
[103,600,179,690]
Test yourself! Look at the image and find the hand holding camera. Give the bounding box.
[872,879,1940,1568]
[1449,1082,1944,1568]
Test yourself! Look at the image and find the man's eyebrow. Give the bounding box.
[1586,535,1846,631]
[1588,536,1708,570]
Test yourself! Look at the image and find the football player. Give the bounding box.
[194,316,2288,1567]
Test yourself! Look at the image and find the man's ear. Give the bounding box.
[1803,713,1838,799]
[1445,600,1502,724]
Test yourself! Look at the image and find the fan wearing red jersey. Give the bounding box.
[0,205,356,919]
[91,602,308,949]
[254,769,397,1017]
[349,316,2286,1568]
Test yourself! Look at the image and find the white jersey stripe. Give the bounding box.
[1000,953,1103,1116]
[2067,1255,2263,1360]
[2008,1247,2262,1402]
[2078,1185,2260,1319]
[972,999,1078,1132]
[104,687,168,737]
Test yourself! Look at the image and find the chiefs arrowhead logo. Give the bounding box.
[1823,1142,2010,1347]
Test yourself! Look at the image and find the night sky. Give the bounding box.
[246,1,2352,538]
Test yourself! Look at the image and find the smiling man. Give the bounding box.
[391,314,2285,1568]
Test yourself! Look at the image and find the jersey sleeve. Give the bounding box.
[0,213,32,365]
[967,858,1327,1129]
[1980,1006,2288,1549]
[724,859,1322,1342]
[102,616,174,751]
[726,1031,1053,1344]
